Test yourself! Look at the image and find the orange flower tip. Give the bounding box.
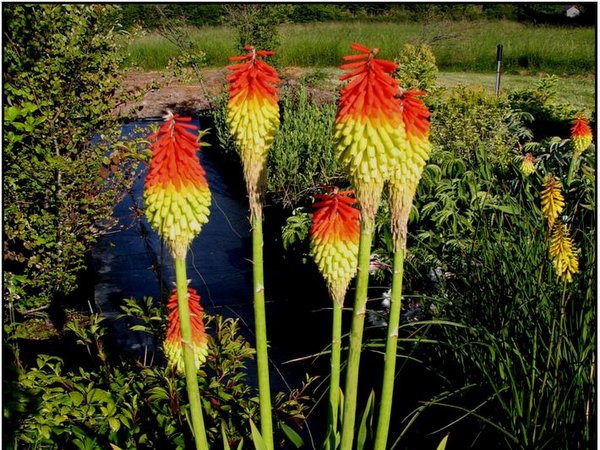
[350,42,373,54]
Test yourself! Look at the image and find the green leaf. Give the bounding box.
[108,417,121,433]
[69,391,85,406]
[87,388,110,404]
[147,386,169,402]
[357,390,375,450]
[249,419,268,450]
[436,433,450,450]
[221,422,231,450]
[280,422,304,448]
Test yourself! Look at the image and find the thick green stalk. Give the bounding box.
[327,299,344,449]
[175,257,209,450]
[373,246,405,450]
[340,219,374,449]
[251,208,275,450]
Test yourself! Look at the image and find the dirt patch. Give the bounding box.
[118,67,340,119]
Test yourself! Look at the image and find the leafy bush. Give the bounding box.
[4,301,312,449]
[3,4,144,313]
[212,84,340,208]
[224,4,293,55]
[268,85,339,206]
[394,43,438,92]
[429,85,529,169]
[289,4,349,23]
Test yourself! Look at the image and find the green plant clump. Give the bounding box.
[3,4,144,313]
[268,85,339,207]
[4,299,312,449]
[509,75,584,140]
[429,85,529,169]
[394,42,439,92]
[212,84,340,208]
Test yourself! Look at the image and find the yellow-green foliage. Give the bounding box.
[394,43,438,92]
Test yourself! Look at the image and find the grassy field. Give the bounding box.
[125,20,595,75]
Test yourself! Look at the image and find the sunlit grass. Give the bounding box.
[124,20,595,76]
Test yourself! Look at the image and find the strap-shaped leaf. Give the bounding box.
[357,390,375,450]
[280,422,304,448]
[249,419,268,450]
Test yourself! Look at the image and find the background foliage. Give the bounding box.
[4,300,312,449]
[3,4,144,314]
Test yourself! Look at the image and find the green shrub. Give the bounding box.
[268,85,340,207]
[224,4,292,55]
[509,76,581,140]
[4,301,313,449]
[394,43,439,92]
[289,4,349,23]
[430,85,526,169]
[3,4,144,313]
[211,84,340,208]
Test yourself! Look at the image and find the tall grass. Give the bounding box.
[124,20,595,75]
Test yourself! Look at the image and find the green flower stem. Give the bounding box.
[251,209,275,450]
[340,219,374,449]
[327,299,343,449]
[175,256,209,450]
[373,245,405,450]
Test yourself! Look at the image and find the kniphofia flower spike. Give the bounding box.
[226,46,280,214]
[144,112,211,259]
[549,223,579,283]
[388,89,432,250]
[334,43,407,220]
[164,288,209,373]
[520,153,536,176]
[541,175,565,230]
[310,187,360,305]
[571,116,593,158]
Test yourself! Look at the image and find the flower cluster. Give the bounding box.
[227,46,280,210]
[310,187,360,304]
[571,116,593,158]
[520,153,536,176]
[144,112,211,258]
[334,44,405,217]
[549,223,579,283]
[164,288,209,373]
[540,175,565,230]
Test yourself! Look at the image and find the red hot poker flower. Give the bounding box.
[334,43,407,221]
[144,112,211,258]
[388,90,432,251]
[226,46,280,213]
[310,187,360,305]
[571,116,593,157]
[164,287,209,374]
